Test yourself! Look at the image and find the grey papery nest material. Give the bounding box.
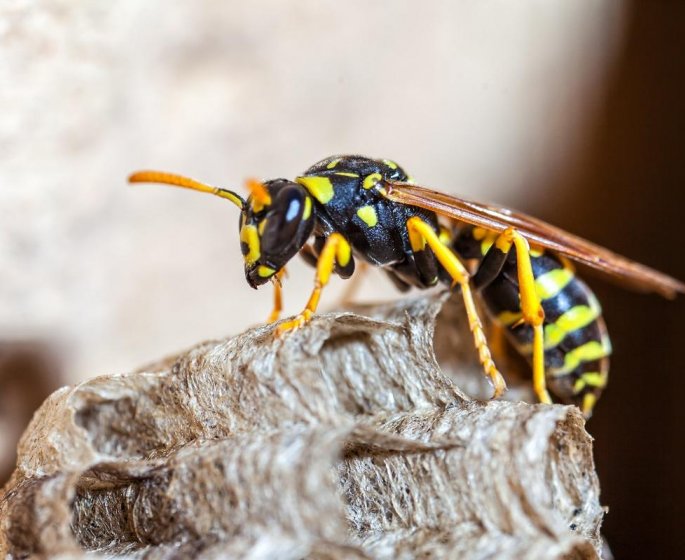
[0,293,605,559]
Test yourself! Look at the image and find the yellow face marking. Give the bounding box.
[497,310,523,326]
[356,205,378,228]
[550,337,612,377]
[296,176,335,204]
[258,265,276,278]
[534,268,574,300]
[334,172,359,178]
[362,172,383,190]
[258,218,268,236]
[382,159,398,170]
[326,158,341,169]
[240,225,260,265]
[303,196,312,220]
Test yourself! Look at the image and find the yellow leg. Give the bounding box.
[494,228,552,405]
[267,268,287,323]
[277,233,351,335]
[406,217,506,399]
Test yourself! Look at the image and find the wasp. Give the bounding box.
[129,155,684,416]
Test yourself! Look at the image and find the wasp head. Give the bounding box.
[127,170,315,290]
[240,178,315,289]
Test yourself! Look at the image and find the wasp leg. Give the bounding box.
[300,235,355,279]
[406,217,506,398]
[267,268,287,323]
[301,237,361,307]
[277,233,352,335]
[485,228,551,405]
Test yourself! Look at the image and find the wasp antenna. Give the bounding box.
[245,178,272,207]
[128,170,245,209]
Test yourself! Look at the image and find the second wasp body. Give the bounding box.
[130,155,684,417]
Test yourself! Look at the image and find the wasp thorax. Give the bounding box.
[240,179,315,289]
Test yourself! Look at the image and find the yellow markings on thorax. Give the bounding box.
[534,268,574,300]
[258,218,268,236]
[334,172,359,178]
[382,159,398,170]
[296,176,335,204]
[472,227,498,255]
[362,172,383,190]
[326,158,341,169]
[543,294,602,349]
[356,205,378,227]
[550,335,612,377]
[240,225,260,265]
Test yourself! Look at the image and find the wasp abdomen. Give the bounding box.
[454,227,612,411]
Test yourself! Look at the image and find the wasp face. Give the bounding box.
[240,179,315,289]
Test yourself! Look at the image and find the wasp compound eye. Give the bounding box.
[260,183,311,257]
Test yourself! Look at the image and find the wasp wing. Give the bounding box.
[384,180,685,299]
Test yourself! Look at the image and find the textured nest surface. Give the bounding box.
[0,293,605,559]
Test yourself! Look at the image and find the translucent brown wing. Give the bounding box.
[384,180,685,299]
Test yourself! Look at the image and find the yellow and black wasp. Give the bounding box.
[129,155,685,416]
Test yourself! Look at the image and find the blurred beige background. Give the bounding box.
[8,3,685,557]
[1,1,626,381]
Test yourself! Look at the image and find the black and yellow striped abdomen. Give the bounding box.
[453,227,612,411]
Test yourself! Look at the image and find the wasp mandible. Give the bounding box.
[129,155,685,416]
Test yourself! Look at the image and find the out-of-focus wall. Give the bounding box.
[1,1,626,380]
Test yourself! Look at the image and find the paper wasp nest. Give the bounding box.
[0,293,605,559]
